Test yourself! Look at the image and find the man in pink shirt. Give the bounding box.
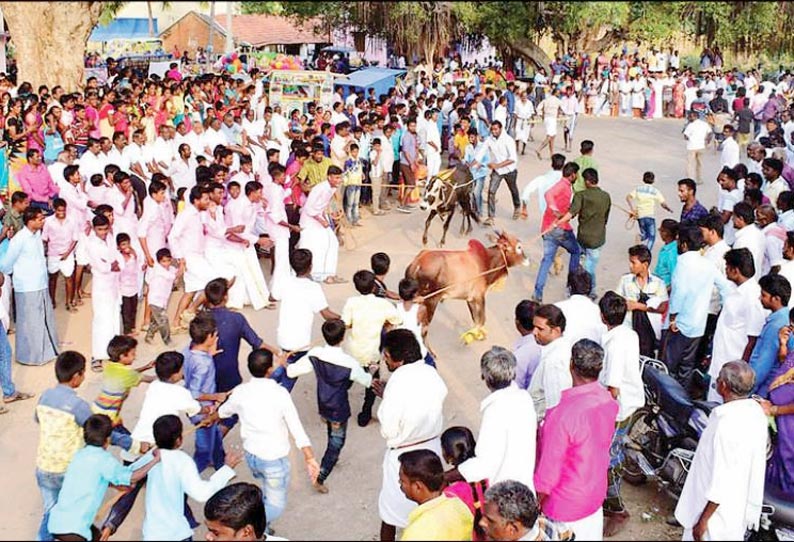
[532,162,581,302]
[298,166,346,284]
[42,198,79,311]
[264,165,300,301]
[17,149,59,213]
[137,179,172,268]
[167,184,217,329]
[534,338,618,541]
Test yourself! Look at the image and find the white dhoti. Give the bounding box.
[378,438,442,528]
[183,253,220,293]
[426,149,441,177]
[298,222,338,282]
[235,246,270,310]
[0,272,11,330]
[567,508,604,541]
[515,118,531,143]
[92,294,121,360]
[543,116,557,137]
[269,235,291,301]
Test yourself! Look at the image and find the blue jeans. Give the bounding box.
[318,420,348,483]
[473,176,486,216]
[36,469,64,541]
[245,452,290,526]
[110,424,133,452]
[344,185,361,223]
[271,351,307,392]
[582,246,602,293]
[638,217,656,250]
[0,323,15,397]
[533,227,581,300]
[194,423,225,473]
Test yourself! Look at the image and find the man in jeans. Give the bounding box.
[532,162,582,302]
[484,120,520,224]
[555,168,611,296]
[217,348,320,530]
[283,319,373,493]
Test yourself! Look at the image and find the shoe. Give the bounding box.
[313,480,329,494]
[666,515,681,527]
[512,209,520,220]
[357,410,372,427]
[603,510,630,538]
[483,217,494,226]
[530,294,542,303]
[372,210,386,216]
[144,336,154,345]
[396,206,412,214]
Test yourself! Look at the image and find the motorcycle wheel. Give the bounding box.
[623,407,658,485]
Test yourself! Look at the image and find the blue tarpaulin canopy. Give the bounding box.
[335,67,407,99]
[89,18,157,42]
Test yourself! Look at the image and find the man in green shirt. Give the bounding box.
[572,140,598,193]
[557,167,611,296]
[296,146,334,191]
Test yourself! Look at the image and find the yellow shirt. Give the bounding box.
[341,294,402,365]
[628,184,666,219]
[454,133,469,159]
[401,495,474,541]
[298,157,334,189]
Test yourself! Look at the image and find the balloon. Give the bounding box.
[226,64,236,73]
[231,52,238,61]
[275,61,283,69]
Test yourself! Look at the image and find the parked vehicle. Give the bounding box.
[746,488,794,541]
[623,356,717,501]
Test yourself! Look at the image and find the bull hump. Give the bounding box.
[467,239,489,263]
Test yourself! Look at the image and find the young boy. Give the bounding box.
[217,348,320,529]
[341,270,402,427]
[92,335,155,452]
[34,351,93,542]
[204,483,272,542]
[273,249,340,392]
[145,248,179,346]
[264,164,300,302]
[368,138,387,215]
[626,171,673,250]
[42,198,79,311]
[143,414,241,541]
[370,252,400,300]
[653,218,680,290]
[117,233,141,336]
[47,414,159,542]
[183,313,229,473]
[343,143,364,226]
[138,179,172,331]
[284,319,373,493]
[396,278,435,367]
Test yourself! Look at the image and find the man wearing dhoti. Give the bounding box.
[298,166,346,284]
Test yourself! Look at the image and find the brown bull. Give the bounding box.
[404,229,529,344]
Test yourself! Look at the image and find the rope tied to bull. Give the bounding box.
[612,202,639,230]
[421,244,511,300]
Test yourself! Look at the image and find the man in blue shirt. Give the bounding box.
[666,225,732,393]
[750,274,791,397]
[504,82,516,136]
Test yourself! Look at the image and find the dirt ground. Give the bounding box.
[1,115,723,540]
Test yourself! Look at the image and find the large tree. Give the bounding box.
[0,1,118,91]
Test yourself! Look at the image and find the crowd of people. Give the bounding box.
[0,42,792,542]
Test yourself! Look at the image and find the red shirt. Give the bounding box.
[542,178,573,232]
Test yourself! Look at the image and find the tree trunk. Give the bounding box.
[500,38,552,71]
[0,1,106,91]
[147,0,154,37]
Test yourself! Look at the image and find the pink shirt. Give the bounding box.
[42,215,79,257]
[59,182,91,229]
[147,262,177,309]
[85,232,123,300]
[137,197,172,256]
[86,105,101,139]
[17,164,59,203]
[541,178,573,232]
[534,381,618,522]
[167,204,207,259]
[263,183,289,239]
[119,252,140,297]
[299,180,335,229]
[224,196,259,244]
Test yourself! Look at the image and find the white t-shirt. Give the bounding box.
[599,325,645,422]
[276,276,329,351]
[684,119,712,151]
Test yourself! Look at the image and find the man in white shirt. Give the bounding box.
[683,110,713,184]
[484,120,520,224]
[423,109,442,178]
[124,129,150,181]
[762,158,788,212]
[779,192,794,231]
[528,304,573,420]
[756,204,787,275]
[708,248,767,402]
[169,143,198,195]
[599,292,644,537]
[733,202,766,279]
[674,361,767,541]
[376,329,447,542]
[520,153,564,219]
[716,167,742,245]
[555,270,607,344]
[456,347,537,490]
[330,122,353,169]
[535,88,563,159]
[79,138,107,182]
[297,169,345,284]
[106,132,131,173]
[720,124,740,169]
[218,348,320,529]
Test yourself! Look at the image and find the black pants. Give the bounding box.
[53,526,101,541]
[663,331,702,393]
[285,204,301,252]
[487,170,520,218]
[361,368,380,418]
[695,312,719,362]
[121,294,138,335]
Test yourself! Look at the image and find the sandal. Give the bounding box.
[91,358,103,373]
[73,298,84,307]
[262,303,277,310]
[4,391,33,404]
[0,404,8,415]
[172,325,188,335]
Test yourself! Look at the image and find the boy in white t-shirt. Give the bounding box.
[272,248,340,392]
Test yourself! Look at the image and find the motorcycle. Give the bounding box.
[622,356,718,501]
[745,488,794,541]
